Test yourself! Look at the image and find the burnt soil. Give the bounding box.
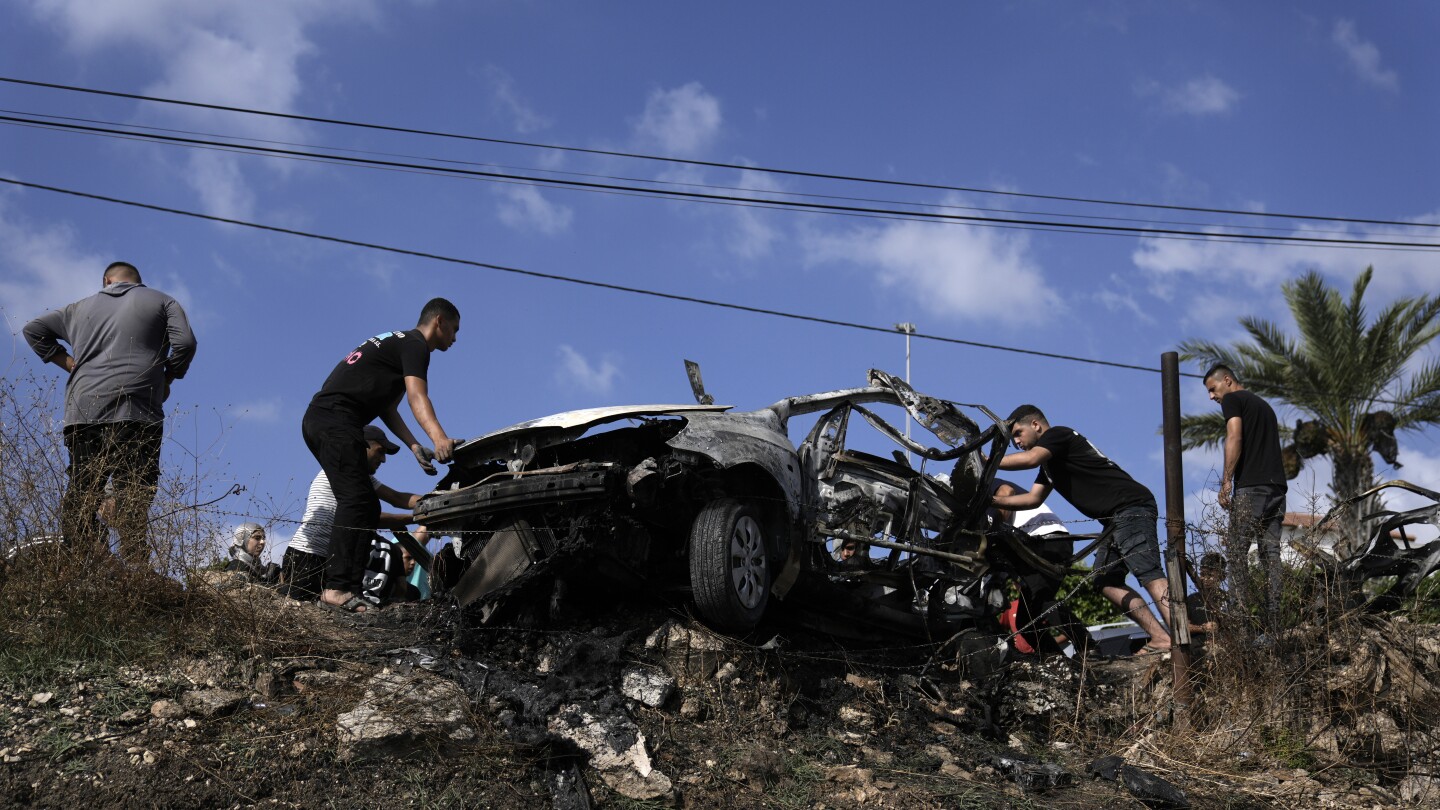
[0,576,1421,809]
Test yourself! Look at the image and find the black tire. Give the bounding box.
[688,498,771,630]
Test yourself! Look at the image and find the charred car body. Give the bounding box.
[415,369,1055,638]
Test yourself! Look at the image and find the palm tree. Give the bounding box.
[1178,266,1440,561]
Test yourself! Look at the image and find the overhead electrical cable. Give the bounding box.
[3,75,1436,231]
[7,114,1440,252]
[0,175,1180,376]
[5,174,1432,411]
[0,107,1414,240]
[16,117,1356,250]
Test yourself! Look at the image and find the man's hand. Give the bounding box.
[434,436,456,464]
[1218,481,1232,510]
[413,444,437,475]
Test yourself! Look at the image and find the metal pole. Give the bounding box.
[1161,351,1192,716]
[896,323,916,461]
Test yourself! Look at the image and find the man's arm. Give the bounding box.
[405,375,456,463]
[163,297,197,380]
[1219,416,1241,509]
[379,401,435,475]
[22,310,76,374]
[998,446,1052,471]
[992,481,1051,511]
[377,512,415,530]
[992,481,1021,525]
[375,481,421,511]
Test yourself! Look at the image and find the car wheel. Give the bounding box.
[688,498,770,630]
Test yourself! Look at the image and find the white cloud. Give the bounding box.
[556,345,619,396]
[0,196,105,332]
[1332,19,1399,92]
[229,398,282,424]
[20,0,379,218]
[633,82,722,156]
[496,185,574,235]
[725,169,782,260]
[800,198,1058,326]
[483,65,551,134]
[1137,76,1240,116]
[1132,212,1440,304]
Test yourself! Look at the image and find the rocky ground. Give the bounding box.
[2,572,1438,809]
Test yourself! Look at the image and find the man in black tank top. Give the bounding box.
[992,404,1174,654]
[1204,364,1287,640]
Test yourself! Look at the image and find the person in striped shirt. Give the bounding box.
[280,425,424,602]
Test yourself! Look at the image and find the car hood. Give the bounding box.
[454,404,732,465]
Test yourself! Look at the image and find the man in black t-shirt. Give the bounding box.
[1204,364,1287,639]
[301,298,460,613]
[992,405,1174,654]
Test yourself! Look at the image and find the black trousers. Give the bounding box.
[300,406,379,596]
[62,420,163,564]
[280,546,328,601]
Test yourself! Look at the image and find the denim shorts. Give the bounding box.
[1093,504,1164,587]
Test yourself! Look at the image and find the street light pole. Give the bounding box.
[895,322,916,458]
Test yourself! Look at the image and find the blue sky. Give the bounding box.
[3,1,1438,560]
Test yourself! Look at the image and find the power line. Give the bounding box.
[8,114,1440,252]
[4,74,1437,232]
[5,175,1431,410]
[19,114,1349,252]
[0,175,1180,376]
[1,106,1403,240]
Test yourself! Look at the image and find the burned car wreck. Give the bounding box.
[415,368,1059,639]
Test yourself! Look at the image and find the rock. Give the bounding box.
[115,708,146,725]
[150,699,185,720]
[142,750,159,765]
[58,707,77,717]
[336,670,475,761]
[1118,765,1189,809]
[546,702,672,801]
[253,671,279,699]
[860,746,894,767]
[837,705,873,727]
[620,667,674,709]
[293,669,357,693]
[991,755,1073,792]
[1398,774,1440,804]
[824,765,873,785]
[845,673,882,693]
[714,662,739,682]
[181,688,247,719]
[183,718,198,729]
[679,693,704,720]
[29,692,53,706]
[645,622,727,685]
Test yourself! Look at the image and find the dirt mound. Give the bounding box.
[2,574,1437,808]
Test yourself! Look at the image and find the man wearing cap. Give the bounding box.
[281,425,425,603]
[301,298,459,613]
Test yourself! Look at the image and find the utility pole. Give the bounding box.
[895,323,916,458]
[1161,351,1192,720]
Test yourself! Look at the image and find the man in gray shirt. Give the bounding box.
[24,261,197,565]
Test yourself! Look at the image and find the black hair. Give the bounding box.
[104,261,141,283]
[1006,404,1047,425]
[417,297,460,327]
[1203,364,1239,385]
[1200,551,1225,572]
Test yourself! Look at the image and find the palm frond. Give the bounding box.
[1178,411,1229,451]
